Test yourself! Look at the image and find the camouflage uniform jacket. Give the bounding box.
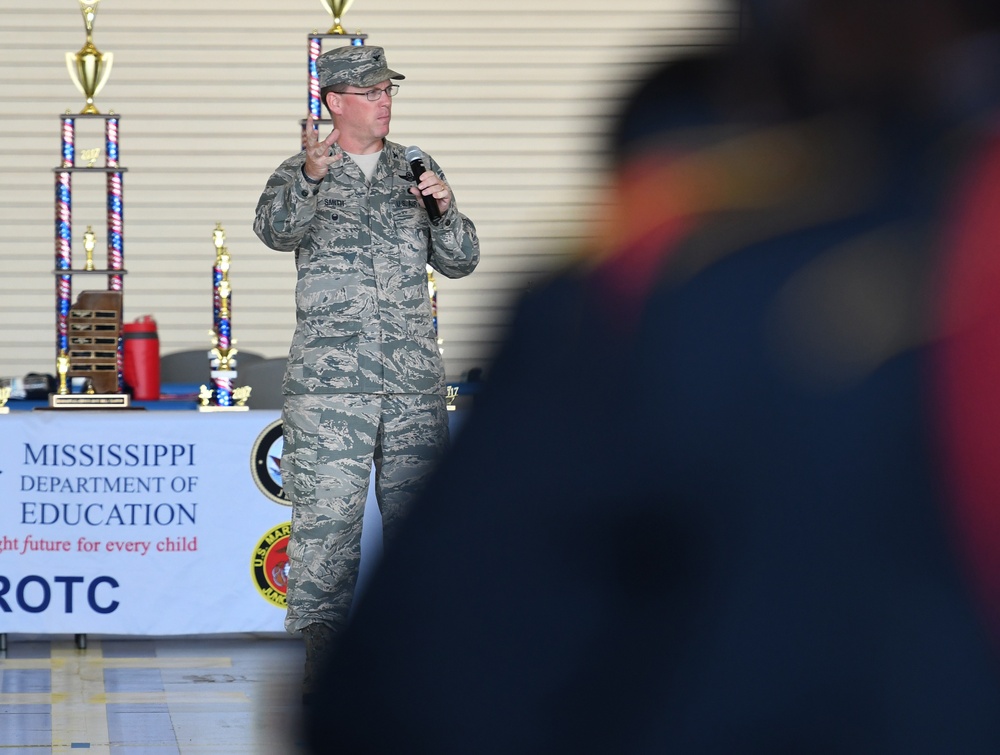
[254,139,480,396]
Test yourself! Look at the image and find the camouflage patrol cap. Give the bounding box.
[316,45,405,89]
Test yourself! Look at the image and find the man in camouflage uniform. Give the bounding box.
[252,45,480,691]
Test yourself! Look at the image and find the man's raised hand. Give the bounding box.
[303,114,342,181]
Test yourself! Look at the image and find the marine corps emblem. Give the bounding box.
[251,522,291,608]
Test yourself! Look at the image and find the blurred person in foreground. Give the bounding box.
[253,44,479,696]
[303,1,1000,751]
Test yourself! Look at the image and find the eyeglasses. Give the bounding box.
[338,84,400,102]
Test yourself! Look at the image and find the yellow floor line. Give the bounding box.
[49,639,112,755]
[2,641,248,751]
[0,692,69,705]
[0,688,250,706]
[0,656,233,671]
[89,690,251,704]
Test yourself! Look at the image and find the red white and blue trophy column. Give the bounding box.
[303,1,367,147]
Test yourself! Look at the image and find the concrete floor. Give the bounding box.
[0,634,308,754]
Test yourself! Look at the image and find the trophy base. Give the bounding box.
[197,404,250,413]
[0,407,9,414]
[48,393,132,409]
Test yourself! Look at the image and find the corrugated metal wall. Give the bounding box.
[0,0,737,383]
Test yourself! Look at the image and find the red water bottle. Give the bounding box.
[123,315,160,400]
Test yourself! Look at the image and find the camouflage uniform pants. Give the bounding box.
[281,392,448,635]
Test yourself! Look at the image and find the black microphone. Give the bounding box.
[405,145,442,223]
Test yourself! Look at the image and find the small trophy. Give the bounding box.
[212,224,226,258]
[56,350,71,395]
[0,385,10,415]
[83,226,96,270]
[200,225,250,411]
[319,0,355,34]
[66,0,114,115]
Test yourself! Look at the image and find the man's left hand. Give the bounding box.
[411,170,453,214]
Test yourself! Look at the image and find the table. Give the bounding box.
[0,409,390,636]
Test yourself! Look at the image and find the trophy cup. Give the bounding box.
[319,0,355,34]
[66,0,114,115]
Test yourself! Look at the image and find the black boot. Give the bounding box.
[301,623,337,705]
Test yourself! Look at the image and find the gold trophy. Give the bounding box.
[56,350,71,395]
[66,0,114,115]
[319,0,355,34]
[0,384,10,414]
[83,225,96,271]
[212,223,226,255]
[198,384,214,407]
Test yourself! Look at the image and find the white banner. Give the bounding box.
[0,410,298,635]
